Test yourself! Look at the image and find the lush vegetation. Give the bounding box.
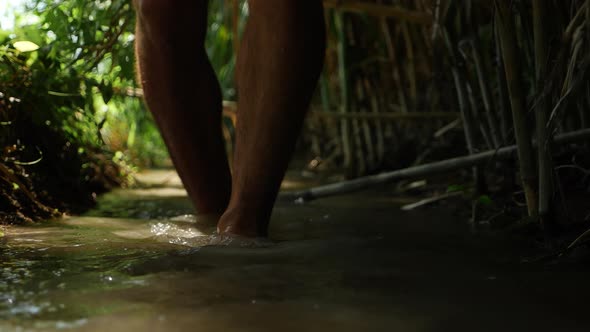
[2,0,590,242]
[0,0,245,223]
[303,0,590,238]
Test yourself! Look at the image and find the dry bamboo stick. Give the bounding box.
[282,129,590,201]
[352,118,365,175]
[365,78,385,164]
[334,11,354,172]
[465,80,494,150]
[401,23,417,104]
[496,0,538,217]
[471,42,502,148]
[380,18,409,113]
[356,80,376,171]
[494,18,511,145]
[533,0,554,230]
[443,27,484,192]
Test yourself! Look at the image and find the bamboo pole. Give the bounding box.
[533,0,554,230]
[443,28,485,192]
[334,11,354,173]
[310,110,459,120]
[365,78,385,164]
[494,18,511,145]
[356,80,376,171]
[495,0,538,217]
[316,74,332,157]
[471,42,502,148]
[282,129,590,201]
[352,117,365,175]
[323,0,433,24]
[401,23,417,104]
[465,80,494,150]
[380,17,409,113]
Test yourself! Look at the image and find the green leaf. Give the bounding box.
[13,40,40,52]
[477,195,494,206]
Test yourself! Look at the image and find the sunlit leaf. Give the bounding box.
[13,41,40,52]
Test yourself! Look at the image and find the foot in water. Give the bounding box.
[207,233,274,248]
[172,213,275,248]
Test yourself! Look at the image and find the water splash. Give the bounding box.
[207,233,275,248]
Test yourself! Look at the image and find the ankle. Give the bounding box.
[217,205,270,238]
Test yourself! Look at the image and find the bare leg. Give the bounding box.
[134,0,231,214]
[217,0,326,237]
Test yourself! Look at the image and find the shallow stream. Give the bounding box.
[1,170,589,331]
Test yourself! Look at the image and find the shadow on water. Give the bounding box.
[2,170,590,331]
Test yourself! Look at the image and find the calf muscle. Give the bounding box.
[133,0,325,237]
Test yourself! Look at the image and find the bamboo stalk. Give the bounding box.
[471,42,502,148]
[401,23,417,104]
[364,78,385,164]
[356,80,376,171]
[310,110,459,120]
[465,80,494,150]
[316,74,333,157]
[352,118,365,175]
[496,0,538,217]
[334,11,354,173]
[380,17,409,113]
[323,0,433,24]
[494,18,512,145]
[282,129,590,201]
[533,0,554,230]
[444,28,484,192]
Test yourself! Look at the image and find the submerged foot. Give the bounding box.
[216,207,266,238]
[207,233,274,248]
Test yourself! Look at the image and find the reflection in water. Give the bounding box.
[2,181,590,331]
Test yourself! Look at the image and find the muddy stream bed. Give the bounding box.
[1,170,590,331]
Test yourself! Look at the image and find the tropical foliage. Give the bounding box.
[2,0,590,234]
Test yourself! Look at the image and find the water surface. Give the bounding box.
[1,170,590,331]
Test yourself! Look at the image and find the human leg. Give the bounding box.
[217,0,326,237]
[133,0,232,214]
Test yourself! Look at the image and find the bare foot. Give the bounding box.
[216,208,261,238]
[207,233,274,248]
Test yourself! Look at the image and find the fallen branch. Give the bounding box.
[400,191,463,211]
[281,128,590,201]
